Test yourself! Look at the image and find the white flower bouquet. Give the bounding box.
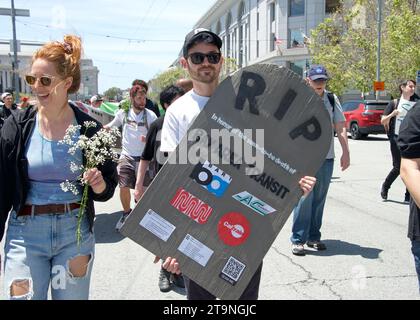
[59,121,120,245]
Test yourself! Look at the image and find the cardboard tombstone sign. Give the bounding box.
[120,64,332,300]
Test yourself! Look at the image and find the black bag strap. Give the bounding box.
[327,92,335,114]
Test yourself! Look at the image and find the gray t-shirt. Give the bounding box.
[323,92,346,159]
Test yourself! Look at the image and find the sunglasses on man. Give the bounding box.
[188,52,221,65]
[25,74,55,87]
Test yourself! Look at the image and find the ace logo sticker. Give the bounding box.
[233,191,277,216]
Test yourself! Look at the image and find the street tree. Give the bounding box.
[309,0,420,97]
[148,66,189,102]
[103,87,123,101]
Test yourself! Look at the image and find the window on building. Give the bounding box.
[289,29,304,48]
[270,33,276,52]
[270,2,276,22]
[256,40,260,58]
[289,60,307,77]
[216,21,221,35]
[238,1,245,19]
[325,0,341,14]
[257,12,260,30]
[288,0,304,17]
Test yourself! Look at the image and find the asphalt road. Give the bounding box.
[1,134,419,300]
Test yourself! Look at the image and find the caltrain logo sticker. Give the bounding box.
[218,212,250,247]
[190,161,232,198]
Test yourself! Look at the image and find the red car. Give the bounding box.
[341,100,389,140]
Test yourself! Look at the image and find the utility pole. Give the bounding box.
[0,2,30,103]
[376,0,383,101]
[11,0,19,102]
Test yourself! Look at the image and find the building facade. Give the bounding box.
[0,39,99,100]
[193,0,342,77]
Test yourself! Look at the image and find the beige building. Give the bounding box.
[0,39,99,100]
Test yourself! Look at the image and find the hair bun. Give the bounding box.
[61,41,73,54]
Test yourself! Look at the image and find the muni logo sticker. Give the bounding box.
[232,191,276,216]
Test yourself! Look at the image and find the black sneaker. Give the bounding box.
[381,184,388,200]
[171,273,185,288]
[115,210,131,231]
[158,268,171,292]
[307,241,327,251]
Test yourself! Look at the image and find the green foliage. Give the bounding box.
[221,57,240,80]
[309,0,420,97]
[103,87,123,101]
[148,66,189,102]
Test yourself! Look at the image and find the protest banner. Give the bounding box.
[120,64,332,299]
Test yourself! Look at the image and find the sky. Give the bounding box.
[0,0,217,93]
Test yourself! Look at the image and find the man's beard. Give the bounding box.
[132,101,145,111]
[189,66,218,84]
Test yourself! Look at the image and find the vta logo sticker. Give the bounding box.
[190,161,232,198]
[218,212,250,247]
[233,191,276,216]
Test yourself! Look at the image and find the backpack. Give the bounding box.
[327,92,336,114]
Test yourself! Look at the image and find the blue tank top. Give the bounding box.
[25,114,83,205]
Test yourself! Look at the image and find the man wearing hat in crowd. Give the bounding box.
[90,94,104,108]
[290,65,350,256]
[0,92,17,129]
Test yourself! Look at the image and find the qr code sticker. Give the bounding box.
[221,257,246,284]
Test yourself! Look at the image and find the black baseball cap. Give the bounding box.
[183,28,222,58]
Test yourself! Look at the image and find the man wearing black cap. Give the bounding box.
[160,28,223,153]
[159,28,265,300]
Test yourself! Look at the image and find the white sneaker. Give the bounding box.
[291,243,305,256]
[115,211,130,231]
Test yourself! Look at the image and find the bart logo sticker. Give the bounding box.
[190,161,232,198]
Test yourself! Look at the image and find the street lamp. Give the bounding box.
[376,0,383,101]
[0,1,30,103]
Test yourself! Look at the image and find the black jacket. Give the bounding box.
[0,104,17,129]
[146,98,160,118]
[0,104,118,242]
[398,101,420,241]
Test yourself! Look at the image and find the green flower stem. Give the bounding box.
[77,177,90,247]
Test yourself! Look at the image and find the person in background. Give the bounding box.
[175,78,193,93]
[381,80,418,202]
[90,94,104,108]
[290,65,350,256]
[0,92,17,129]
[134,84,185,293]
[399,101,420,293]
[131,79,160,118]
[105,82,157,231]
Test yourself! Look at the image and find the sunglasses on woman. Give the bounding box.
[188,52,221,65]
[25,74,55,87]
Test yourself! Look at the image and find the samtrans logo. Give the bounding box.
[232,192,277,216]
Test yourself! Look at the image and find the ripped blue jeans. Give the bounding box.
[3,209,95,300]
